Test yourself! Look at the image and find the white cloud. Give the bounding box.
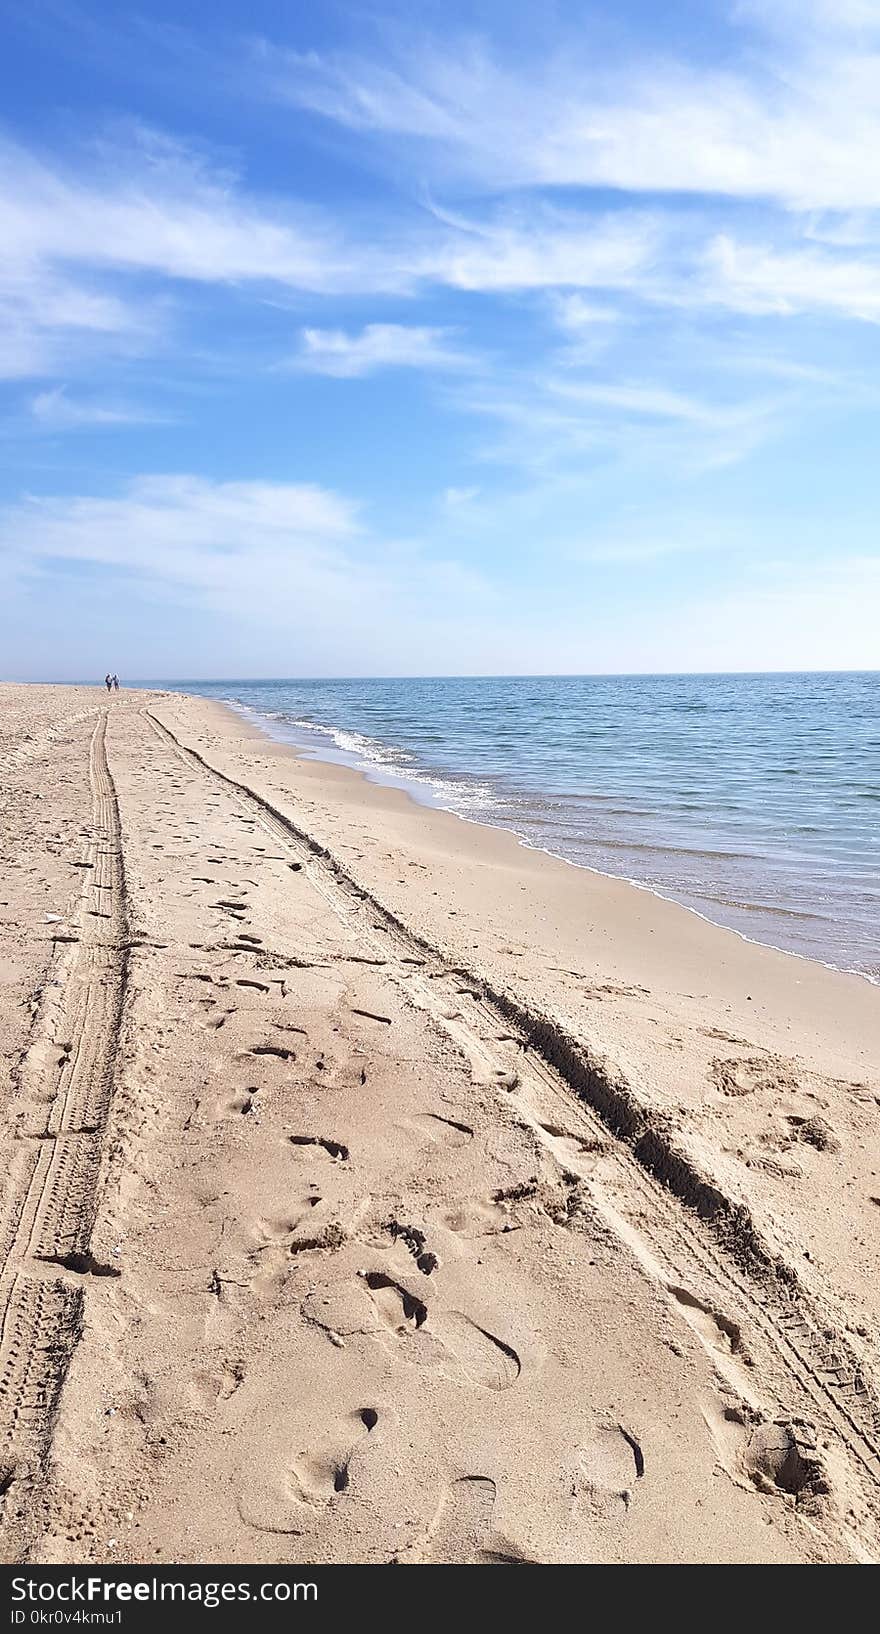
[5,474,359,585]
[0,133,368,293]
[0,130,658,313]
[414,206,657,293]
[29,386,157,428]
[2,470,876,677]
[442,485,480,509]
[0,131,669,394]
[5,101,879,407]
[0,262,145,380]
[229,13,880,338]
[0,474,493,660]
[453,362,782,480]
[734,0,880,37]
[550,294,619,332]
[545,379,728,426]
[2,13,878,680]
[0,130,403,387]
[701,234,880,320]
[266,13,880,212]
[292,323,470,377]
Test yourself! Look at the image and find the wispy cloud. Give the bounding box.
[550,294,620,333]
[413,205,658,294]
[5,100,880,419]
[232,11,880,334]
[701,234,880,320]
[1,3,877,679]
[544,379,732,427]
[265,9,880,212]
[0,129,669,398]
[4,474,359,589]
[0,130,376,294]
[733,1,880,38]
[442,485,480,510]
[452,360,783,482]
[0,261,146,380]
[29,385,160,428]
[0,473,493,662]
[291,323,471,377]
[0,127,399,390]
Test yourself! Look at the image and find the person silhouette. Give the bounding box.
[112,674,119,691]
[105,673,112,692]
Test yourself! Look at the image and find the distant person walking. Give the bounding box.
[112,674,119,691]
[105,673,112,692]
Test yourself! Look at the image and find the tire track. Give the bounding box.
[0,712,128,1553]
[144,707,880,1549]
[0,704,102,778]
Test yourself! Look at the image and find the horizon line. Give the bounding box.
[11,668,878,686]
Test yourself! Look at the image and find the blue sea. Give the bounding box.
[153,674,879,980]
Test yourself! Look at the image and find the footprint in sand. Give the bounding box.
[577,1418,644,1515]
[288,1133,350,1162]
[206,1007,236,1031]
[302,1272,521,1391]
[362,1273,520,1389]
[301,1280,383,1340]
[397,1475,497,1564]
[710,1055,795,1098]
[218,1086,259,1118]
[253,1212,310,1245]
[740,1421,823,1497]
[702,1394,825,1501]
[385,1218,439,1275]
[289,1407,380,1507]
[399,1112,474,1149]
[785,1113,840,1153]
[538,1121,605,1164]
[442,1198,516,1238]
[249,1201,336,1291]
[238,1408,379,1532]
[189,1362,245,1409]
[667,1284,753,1392]
[446,1175,576,1236]
[362,1271,428,1332]
[432,1311,521,1391]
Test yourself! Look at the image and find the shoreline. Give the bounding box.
[223,693,878,988]
[1,682,878,1566]
[159,687,880,1310]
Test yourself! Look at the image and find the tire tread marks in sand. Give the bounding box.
[0,712,128,1553]
[143,709,880,1521]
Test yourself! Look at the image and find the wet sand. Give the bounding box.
[1,683,878,1564]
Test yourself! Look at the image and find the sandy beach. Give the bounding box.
[1,682,878,1566]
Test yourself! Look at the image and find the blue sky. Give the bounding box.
[1,0,879,678]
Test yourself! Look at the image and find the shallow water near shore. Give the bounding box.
[147,673,879,980]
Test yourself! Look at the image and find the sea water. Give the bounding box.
[153,673,879,980]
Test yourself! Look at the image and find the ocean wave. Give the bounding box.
[274,712,502,812]
[291,716,413,767]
